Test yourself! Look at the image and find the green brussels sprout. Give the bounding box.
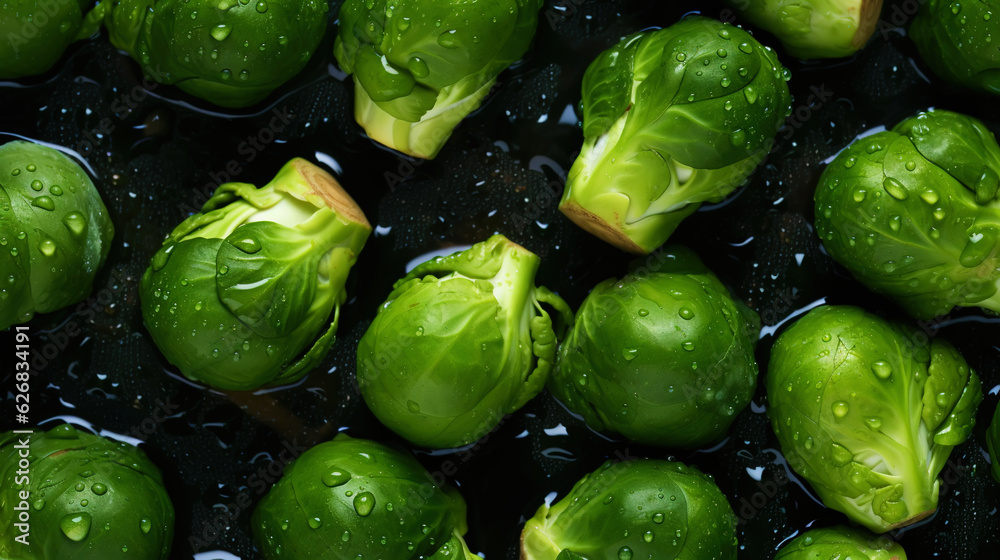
[767,305,982,533]
[0,0,103,79]
[333,0,544,159]
[988,401,1000,483]
[103,0,328,108]
[0,424,174,559]
[521,459,738,560]
[0,140,115,330]
[911,0,1000,95]
[356,234,573,449]
[558,16,792,255]
[721,0,883,59]
[775,525,906,560]
[252,433,473,560]
[140,158,371,390]
[815,109,1000,320]
[548,245,760,448]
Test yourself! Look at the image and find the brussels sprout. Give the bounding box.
[815,109,1000,320]
[0,1,103,79]
[521,459,738,559]
[333,0,544,159]
[767,305,982,533]
[103,0,328,108]
[775,525,906,560]
[988,401,1000,483]
[721,0,883,59]
[911,0,1000,95]
[252,433,473,559]
[0,424,174,559]
[549,245,760,448]
[140,158,371,390]
[0,140,115,330]
[356,234,572,449]
[558,17,792,255]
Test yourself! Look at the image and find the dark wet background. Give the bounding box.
[1,0,998,558]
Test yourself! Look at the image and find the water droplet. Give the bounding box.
[865,417,882,430]
[652,512,664,524]
[407,56,429,79]
[618,546,633,560]
[716,48,728,58]
[33,499,45,510]
[211,24,232,41]
[852,189,866,202]
[622,348,638,361]
[830,443,853,466]
[643,531,654,543]
[342,530,351,542]
[25,164,36,172]
[743,85,758,104]
[738,42,753,54]
[832,401,849,418]
[50,185,63,196]
[321,468,351,487]
[920,189,939,204]
[354,492,375,516]
[437,30,459,48]
[675,52,687,62]
[905,161,917,171]
[682,341,695,351]
[255,0,267,12]
[720,77,732,88]
[872,361,892,380]
[407,400,420,413]
[140,518,152,534]
[220,68,232,80]
[31,196,55,211]
[960,226,998,267]
[91,483,107,495]
[717,28,730,39]
[844,156,857,168]
[218,265,229,275]
[637,308,649,317]
[30,180,43,191]
[39,238,56,257]
[60,513,92,541]
[679,308,695,320]
[307,517,322,529]
[883,177,908,200]
[889,215,901,232]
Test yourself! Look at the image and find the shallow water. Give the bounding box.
[1,0,999,558]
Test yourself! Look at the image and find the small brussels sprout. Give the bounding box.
[0,1,103,79]
[333,0,544,159]
[0,140,115,330]
[0,424,174,559]
[558,16,792,254]
[767,305,982,533]
[721,0,883,59]
[911,0,1000,95]
[252,433,473,559]
[775,525,907,560]
[521,459,738,559]
[103,0,328,108]
[988,402,1000,483]
[140,158,371,390]
[549,245,760,448]
[815,109,1000,320]
[356,234,573,449]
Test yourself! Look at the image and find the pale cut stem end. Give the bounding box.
[289,158,371,229]
[559,199,648,255]
[885,507,935,532]
[853,0,885,49]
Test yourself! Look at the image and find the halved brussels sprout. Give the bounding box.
[0,140,115,330]
[140,158,371,390]
[0,424,174,559]
[356,234,572,449]
[549,245,760,447]
[722,0,883,59]
[252,433,473,559]
[521,459,738,559]
[559,16,792,254]
[767,305,982,533]
[334,0,545,159]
